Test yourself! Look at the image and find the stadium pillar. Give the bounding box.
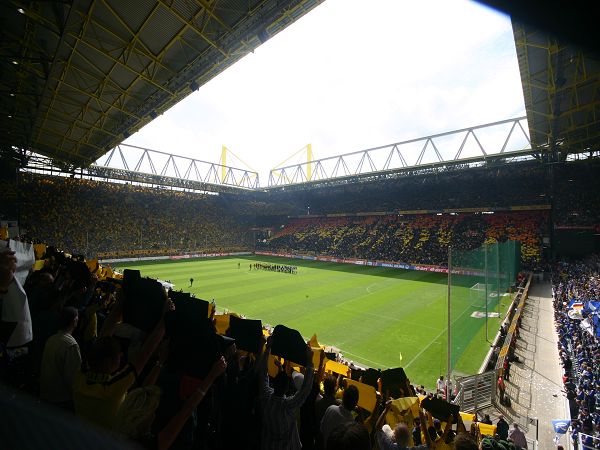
[496,244,500,315]
[221,146,227,183]
[446,246,452,399]
[485,244,489,342]
[307,143,313,181]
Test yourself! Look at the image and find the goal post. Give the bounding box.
[469,282,486,304]
[469,283,496,307]
[449,240,521,373]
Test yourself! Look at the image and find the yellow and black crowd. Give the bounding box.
[259,211,547,268]
[8,173,252,257]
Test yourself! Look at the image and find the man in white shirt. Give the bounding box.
[40,307,81,408]
[436,375,445,396]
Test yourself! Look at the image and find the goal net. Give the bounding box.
[469,283,495,307]
[448,240,521,373]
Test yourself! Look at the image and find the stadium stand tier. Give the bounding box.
[553,256,600,450]
[259,211,546,268]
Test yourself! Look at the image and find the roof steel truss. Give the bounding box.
[268,117,531,186]
[1,0,324,166]
[96,143,259,189]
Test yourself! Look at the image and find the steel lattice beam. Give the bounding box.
[269,117,532,187]
[96,143,259,189]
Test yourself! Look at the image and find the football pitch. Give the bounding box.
[115,255,510,388]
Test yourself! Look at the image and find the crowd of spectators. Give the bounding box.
[553,160,600,228]
[259,211,547,268]
[1,158,598,264]
[553,256,600,449]
[263,161,551,216]
[0,239,534,449]
[10,173,252,257]
[2,158,598,267]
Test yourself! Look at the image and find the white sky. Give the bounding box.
[118,0,526,185]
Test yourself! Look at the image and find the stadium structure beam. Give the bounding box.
[94,143,259,189]
[268,117,532,187]
[22,152,255,195]
[2,0,324,164]
[513,22,600,162]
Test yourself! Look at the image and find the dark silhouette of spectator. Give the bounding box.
[325,422,370,450]
[259,337,314,450]
[320,384,359,448]
[39,307,81,409]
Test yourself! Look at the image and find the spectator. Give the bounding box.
[315,374,340,427]
[72,295,172,428]
[259,337,314,450]
[497,376,506,404]
[436,375,445,396]
[0,248,32,349]
[508,423,527,449]
[114,357,227,450]
[453,432,478,450]
[320,384,359,448]
[325,422,370,450]
[39,307,81,409]
[412,416,423,446]
[496,415,509,440]
[374,400,431,449]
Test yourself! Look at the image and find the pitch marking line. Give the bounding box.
[404,303,475,369]
[334,306,439,331]
[335,348,386,368]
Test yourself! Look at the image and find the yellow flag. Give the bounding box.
[309,334,320,348]
[0,226,8,241]
[346,379,377,413]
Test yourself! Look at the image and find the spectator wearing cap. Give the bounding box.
[39,307,81,409]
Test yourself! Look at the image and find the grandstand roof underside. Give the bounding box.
[0,0,323,166]
[2,1,598,172]
[513,21,600,158]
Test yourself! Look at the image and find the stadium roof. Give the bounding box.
[0,0,323,166]
[2,0,598,172]
[513,22,600,158]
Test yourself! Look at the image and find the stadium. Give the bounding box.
[0,1,598,450]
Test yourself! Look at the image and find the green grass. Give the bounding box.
[115,255,510,389]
